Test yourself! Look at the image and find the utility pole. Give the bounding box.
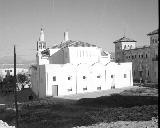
[14,45,19,128]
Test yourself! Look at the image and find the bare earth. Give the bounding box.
[0,86,158,128]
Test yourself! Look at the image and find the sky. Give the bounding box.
[0,0,158,62]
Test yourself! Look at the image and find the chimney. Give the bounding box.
[64,32,69,41]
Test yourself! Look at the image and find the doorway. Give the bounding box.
[52,85,58,96]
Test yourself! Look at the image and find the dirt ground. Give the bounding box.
[0,86,158,128]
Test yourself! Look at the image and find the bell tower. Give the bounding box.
[36,28,47,65]
[37,28,46,51]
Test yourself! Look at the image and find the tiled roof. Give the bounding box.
[147,29,159,36]
[113,36,136,43]
[52,40,97,49]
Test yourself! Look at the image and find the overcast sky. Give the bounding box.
[0,0,158,61]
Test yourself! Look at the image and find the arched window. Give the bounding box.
[141,55,143,58]
[146,54,147,58]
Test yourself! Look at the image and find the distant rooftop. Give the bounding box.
[113,36,136,43]
[52,40,97,49]
[147,29,159,36]
[0,64,30,69]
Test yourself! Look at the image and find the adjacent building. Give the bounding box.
[0,64,29,79]
[31,29,133,98]
[113,29,158,83]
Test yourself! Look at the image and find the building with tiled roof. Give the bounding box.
[30,29,133,98]
[113,29,158,83]
[113,36,137,43]
[147,29,159,36]
[52,40,97,49]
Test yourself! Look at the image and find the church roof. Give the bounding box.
[113,36,136,43]
[52,40,97,49]
[147,29,159,36]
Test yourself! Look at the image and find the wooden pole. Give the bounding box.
[14,45,19,128]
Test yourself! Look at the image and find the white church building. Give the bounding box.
[31,28,133,98]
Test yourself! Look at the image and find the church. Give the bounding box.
[31,28,133,98]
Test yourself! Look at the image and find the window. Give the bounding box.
[53,76,56,81]
[111,75,114,78]
[83,87,87,91]
[135,55,136,58]
[97,75,101,78]
[129,56,130,59]
[10,70,12,72]
[139,55,140,58]
[124,74,127,78]
[39,44,42,49]
[141,55,143,58]
[155,40,157,43]
[97,87,101,90]
[83,76,86,79]
[68,88,72,92]
[148,71,149,76]
[146,54,148,58]
[134,71,135,76]
[132,55,134,59]
[68,76,71,80]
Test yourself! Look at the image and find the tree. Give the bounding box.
[17,73,28,90]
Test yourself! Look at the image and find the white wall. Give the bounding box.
[89,63,106,91]
[105,62,133,89]
[31,62,133,98]
[76,64,90,93]
[69,47,101,65]
[45,64,77,96]
[121,42,136,50]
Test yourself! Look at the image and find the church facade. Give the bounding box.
[31,29,133,98]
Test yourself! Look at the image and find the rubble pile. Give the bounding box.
[0,120,15,128]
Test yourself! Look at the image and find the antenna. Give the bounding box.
[123,26,126,37]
